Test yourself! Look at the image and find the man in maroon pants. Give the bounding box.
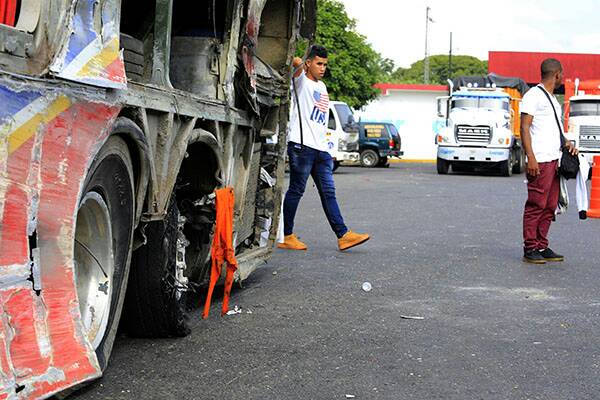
[520,58,577,264]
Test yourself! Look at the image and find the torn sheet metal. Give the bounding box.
[242,0,267,91]
[50,0,126,89]
[0,80,121,398]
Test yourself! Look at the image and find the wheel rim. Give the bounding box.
[363,152,376,166]
[74,191,114,349]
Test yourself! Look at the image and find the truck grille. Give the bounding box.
[456,125,491,144]
[579,126,600,148]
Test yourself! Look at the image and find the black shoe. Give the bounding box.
[539,248,564,262]
[523,249,546,264]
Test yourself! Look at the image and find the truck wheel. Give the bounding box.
[377,156,389,167]
[123,195,191,337]
[360,149,379,168]
[74,136,135,370]
[436,157,450,174]
[500,156,513,177]
[513,148,525,174]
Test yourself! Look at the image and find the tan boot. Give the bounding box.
[338,230,370,251]
[277,233,308,250]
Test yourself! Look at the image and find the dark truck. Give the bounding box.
[0,0,315,397]
[358,122,403,167]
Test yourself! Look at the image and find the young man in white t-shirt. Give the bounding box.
[278,45,369,251]
[520,58,577,264]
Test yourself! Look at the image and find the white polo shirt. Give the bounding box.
[520,84,563,163]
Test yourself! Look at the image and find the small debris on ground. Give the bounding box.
[272,271,278,275]
[226,305,243,315]
[361,282,372,292]
[399,315,424,320]
[345,395,356,399]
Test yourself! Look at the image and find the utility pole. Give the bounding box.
[448,32,453,81]
[424,6,431,84]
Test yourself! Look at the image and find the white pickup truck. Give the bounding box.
[327,100,360,170]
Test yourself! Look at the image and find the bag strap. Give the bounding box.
[537,85,566,148]
[292,73,304,146]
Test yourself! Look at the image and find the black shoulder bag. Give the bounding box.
[537,86,579,179]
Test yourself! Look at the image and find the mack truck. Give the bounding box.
[0,0,315,398]
[564,78,600,165]
[436,74,529,176]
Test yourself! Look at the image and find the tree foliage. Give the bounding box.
[389,55,488,85]
[304,1,488,106]
[311,0,389,109]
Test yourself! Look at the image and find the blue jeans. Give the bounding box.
[283,142,348,238]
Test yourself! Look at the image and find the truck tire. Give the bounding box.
[437,157,450,174]
[360,149,379,168]
[377,156,389,167]
[74,136,135,371]
[513,148,526,174]
[123,195,191,338]
[500,153,514,177]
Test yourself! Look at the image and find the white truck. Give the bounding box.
[436,75,528,176]
[565,78,600,165]
[327,100,360,170]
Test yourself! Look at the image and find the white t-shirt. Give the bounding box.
[520,84,562,163]
[288,72,330,152]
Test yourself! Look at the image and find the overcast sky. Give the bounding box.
[341,0,600,68]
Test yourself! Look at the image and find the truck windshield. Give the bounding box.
[452,97,508,111]
[570,100,600,117]
[334,104,355,128]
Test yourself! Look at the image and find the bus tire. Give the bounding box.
[75,136,135,371]
[123,195,191,338]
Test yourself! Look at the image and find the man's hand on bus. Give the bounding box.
[292,57,304,78]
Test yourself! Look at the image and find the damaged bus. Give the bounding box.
[0,0,315,397]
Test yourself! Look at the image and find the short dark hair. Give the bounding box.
[307,45,328,60]
[541,58,562,79]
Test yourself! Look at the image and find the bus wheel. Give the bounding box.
[124,195,191,338]
[74,136,135,370]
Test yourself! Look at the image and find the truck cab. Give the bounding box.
[436,82,525,176]
[327,100,360,170]
[565,79,600,165]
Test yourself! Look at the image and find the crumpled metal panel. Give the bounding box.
[50,0,126,89]
[243,0,267,91]
[0,80,120,399]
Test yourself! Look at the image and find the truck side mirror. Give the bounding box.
[436,96,449,118]
[347,115,354,125]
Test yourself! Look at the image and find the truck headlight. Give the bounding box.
[338,139,347,151]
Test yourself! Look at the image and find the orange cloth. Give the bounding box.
[202,188,238,318]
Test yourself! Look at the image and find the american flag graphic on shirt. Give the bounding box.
[313,90,329,112]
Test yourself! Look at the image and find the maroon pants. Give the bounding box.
[523,160,559,250]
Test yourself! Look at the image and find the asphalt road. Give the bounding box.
[71,163,600,400]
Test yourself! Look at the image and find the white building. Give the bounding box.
[357,84,448,161]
